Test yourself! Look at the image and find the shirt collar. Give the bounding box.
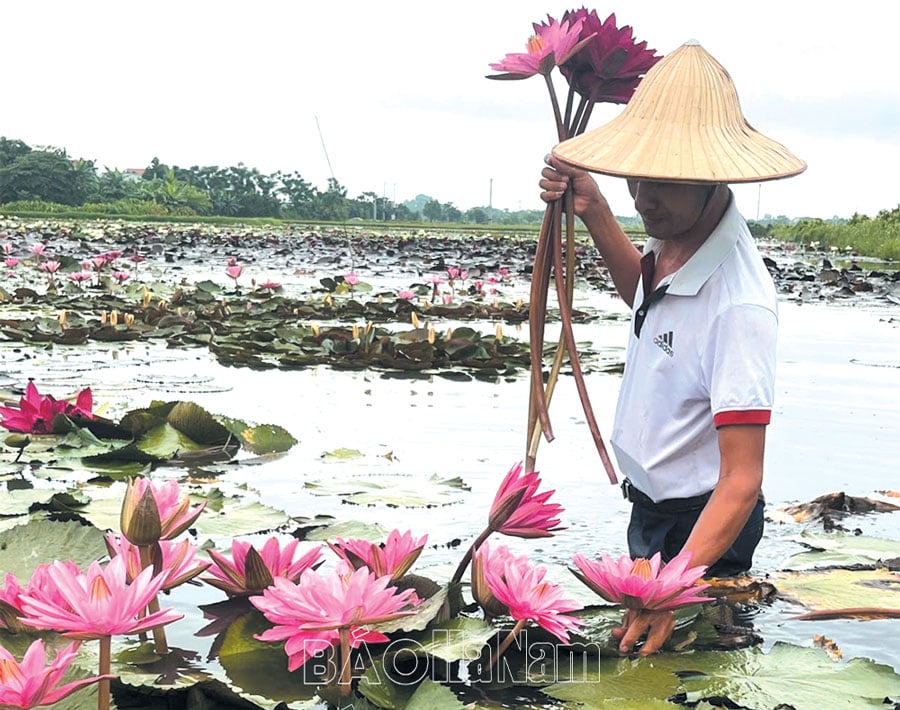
[642,190,742,297]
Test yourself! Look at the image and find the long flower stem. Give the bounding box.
[549,210,617,483]
[487,619,526,673]
[449,527,492,587]
[138,545,169,654]
[525,203,558,472]
[98,635,111,710]
[339,627,352,697]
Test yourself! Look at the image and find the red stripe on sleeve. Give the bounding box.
[714,409,771,427]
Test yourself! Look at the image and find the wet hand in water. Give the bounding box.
[612,608,676,656]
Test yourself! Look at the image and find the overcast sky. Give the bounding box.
[5,1,898,220]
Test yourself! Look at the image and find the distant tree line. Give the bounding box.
[0,136,546,225]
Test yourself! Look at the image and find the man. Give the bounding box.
[540,40,805,654]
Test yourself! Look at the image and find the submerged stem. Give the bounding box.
[487,619,527,673]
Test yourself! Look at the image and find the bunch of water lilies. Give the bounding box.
[0,449,710,709]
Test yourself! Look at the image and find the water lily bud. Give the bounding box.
[124,313,135,327]
[58,310,67,329]
[110,310,119,326]
[411,312,420,329]
[100,311,108,325]
[142,286,151,308]
[311,323,320,337]
[242,545,275,592]
[121,484,162,547]
[4,433,31,450]
[427,325,435,344]
[495,324,503,339]
[352,324,360,339]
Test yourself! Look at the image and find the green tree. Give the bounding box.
[422,199,443,222]
[0,137,31,167]
[0,149,94,205]
[314,178,349,221]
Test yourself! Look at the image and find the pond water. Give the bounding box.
[1,224,899,707]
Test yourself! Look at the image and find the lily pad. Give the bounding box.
[407,617,497,663]
[544,643,900,709]
[774,568,900,611]
[304,473,469,507]
[783,530,900,569]
[0,516,106,580]
[301,519,387,542]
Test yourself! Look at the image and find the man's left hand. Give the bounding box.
[612,608,676,656]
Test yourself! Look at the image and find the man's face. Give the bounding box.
[626,179,715,240]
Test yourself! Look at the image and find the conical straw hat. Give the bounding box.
[552,40,806,183]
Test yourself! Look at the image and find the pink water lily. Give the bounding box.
[204,537,323,597]
[571,551,710,611]
[489,15,587,79]
[397,289,415,300]
[482,545,582,644]
[5,257,19,268]
[38,260,60,274]
[0,573,26,631]
[560,9,661,104]
[450,461,564,586]
[0,639,113,709]
[343,271,359,286]
[225,264,242,281]
[251,566,418,672]
[0,381,94,434]
[471,541,519,620]
[489,461,564,538]
[329,529,427,581]
[120,477,206,545]
[16,556,182,640]
[105,533,210,591]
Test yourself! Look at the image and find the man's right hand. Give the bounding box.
[539,154,609,220]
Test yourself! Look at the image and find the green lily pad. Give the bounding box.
[774,568,900,610]
[0,517,106,580]
[216,609,321,702]
[544,642,900,708]
[216,416,297,455]
[783,530,900,570]
[301,519,387,542]
[0,487,67,516]
[321,447,364,461]
[192,500,292,539]
[304,473,469,507]
[408,617,497,663]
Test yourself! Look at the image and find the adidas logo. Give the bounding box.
[653,330,674,357]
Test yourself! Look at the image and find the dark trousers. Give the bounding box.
[626,497,765,577]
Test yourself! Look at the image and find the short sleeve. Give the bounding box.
[701,304,778,427]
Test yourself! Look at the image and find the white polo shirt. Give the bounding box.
[610,198,778,503]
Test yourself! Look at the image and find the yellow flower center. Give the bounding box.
[90,575,113,602]
[630,558,654,580]
[527,35,545,55]
[0,658,23,683]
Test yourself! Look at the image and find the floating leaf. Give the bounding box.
[784,530,900,570]
[304,473,469,507]
[407,617,496,663]
[0,517,106,580]
[301,519,387,542]
[216,609,320,702]
[775,568,900,611]
[167,401,231,445]
[217,415,297,454]
[321,447,364,461]
[544,643,900,708]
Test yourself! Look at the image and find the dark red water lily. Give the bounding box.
[561,9,661,107]
[0,381,94,434]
